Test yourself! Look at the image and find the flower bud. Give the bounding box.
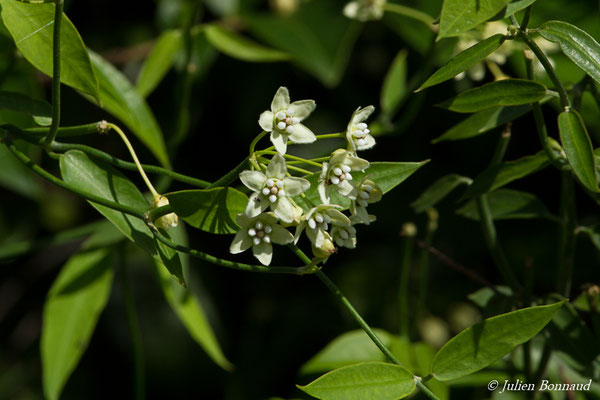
[152,195,178,230]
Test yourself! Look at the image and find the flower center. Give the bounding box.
[329,164,353,187]
[308,212,331,231]
[261,178,285,203]
[247,221,272,245]
[333,226,357,246]
[275,109,300,135]
[351,122,370,147]
[357,183,373,207]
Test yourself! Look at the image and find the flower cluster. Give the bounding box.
[230,87,383,266]
[343,0,386,21]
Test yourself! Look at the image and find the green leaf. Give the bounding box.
[41,240,114,400]
[381,50,408,116]
[464,151,549,198]
[88,51,170,167]
[418,34,506,91]
[430,301,565,381]
[154,259,233,371]
[490,0,537,20]
[300,329,392,375]
[136,29,182,98]
[0,90,51,121]
[203,24,290,63]
[167,187,248,234]
[438,79,547,113]
[539,21,600,85]
[457,189,558,221]
[298,362,416,400]
[59,150,184,284]
[558,110,599,192]
[0,141,42,199]
[432,105,532,143]
[0,0,99,98]
[243,2,361,87]
[302,161,428,210]
[437,0,513,40]
[411,174,472,213]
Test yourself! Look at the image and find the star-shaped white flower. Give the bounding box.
[239,153,310,223]
[258,87,317,154]
[350,177,382,225]
[343,0,386,21]
[230,212,294,266]
[331,225,357,249]
[346,106,376,152]
[294,204,351,249]
[318,149,369,204]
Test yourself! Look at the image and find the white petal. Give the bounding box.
[267,153,287,180]
[356,134,376,151]
[271,86,290,112]
[252,241,273,266]
[352,105,375,125]
[283,176,310,196]
[239,170,267,192]
[245,193,267,218]
[270,131,288,154]
[230,231,253,254]
[288,124,316,144]
[288,100,316,120]
[270,224,294,245]
[258,110,274,132]
[272,196,295,223]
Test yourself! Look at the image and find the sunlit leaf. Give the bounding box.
[41,241,114,400]
[381,50,407,116]
[540,21,600,85]
[0,90,51,121]
[558,110,598,192]
[437,0,512,40]
[0,0,99,98]
[490,0,537,20]
[411,174,472,213]
[431,301,565,381]
[89,51,170,167]
[438,79,547,113]
[167,187,248,234]
[298,362,416,400]
[136,29,182,98]
[418,34,506,91]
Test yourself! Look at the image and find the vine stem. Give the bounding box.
[288,244,440,400]
[557,171,576,297]
[44,0,64,145]
[118,250,146,400]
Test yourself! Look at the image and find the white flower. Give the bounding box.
[346,106,376,152]
[350,177,382,225]
[230,212,294,266]
[343,0,386,21]
[258,87,317,154]
[294,204,351,249]
[152,195,178,230]
[331,225,357,249]
[240,153,310,223]
[318,149,369,204]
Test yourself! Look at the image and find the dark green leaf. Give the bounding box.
[136,29,182,98]
[0,90,51,120]
[0,0,99,98]
[381,50,407,116]
[89,51,170,167]
[540,21,600,85]
[558,110,598,192]
[411,174,472,213]
[490,0,537,20]
[431,301,565,381]
[167,187,248,234]
[432,105,532,143]
[298,362,416,400]
[300,329,392,375]
[418,34,506,91]
[204,24,290,63]
[41,240,114,400]
[243,2,361,87]
[438,79,547,113]
[302,161,428,210]
[59,150,184,284]
[457,189,557,221]
[154,259,233,371]
[464,151,549,198]
[438,0,513,40]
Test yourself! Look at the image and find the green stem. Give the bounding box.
[398,233,413,338]
[520,5,532,30]
[118,251,146,400]
[513,15,571,109]
[150,226,305,275]
[416,211,437,330]
[382,3,435,28]
[44,0,64,145]
[25,122,102,137]
[3,140,145,219]
[532,345,552,399]
[208,157,249,188]
[249,131,268,157]
[557,171,576,297]
[315,133,345,140]
[256,150,323,168]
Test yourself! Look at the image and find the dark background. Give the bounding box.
[1,0,599,399]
